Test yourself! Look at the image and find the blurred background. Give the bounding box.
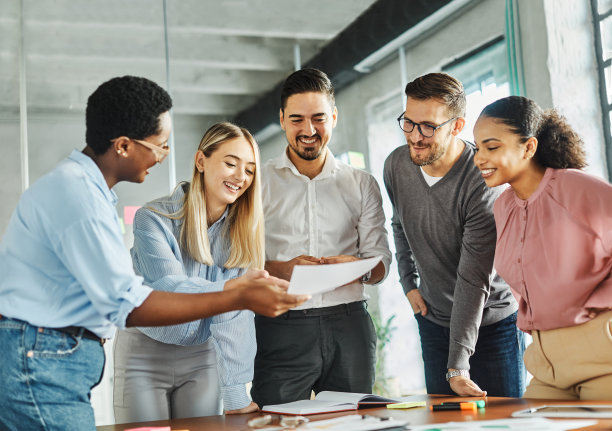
[1,0,610,425]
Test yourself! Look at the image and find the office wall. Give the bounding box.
[259,0,607,179]
[0,119,21,237]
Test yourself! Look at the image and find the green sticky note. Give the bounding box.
[387,401,427,409]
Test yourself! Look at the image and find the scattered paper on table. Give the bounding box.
[409,417,597,431]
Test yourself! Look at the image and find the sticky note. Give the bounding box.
[387,401,427,409]
[123,205,141,225]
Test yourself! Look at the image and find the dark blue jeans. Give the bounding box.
[0,317,105,431]
[415,311,526,397]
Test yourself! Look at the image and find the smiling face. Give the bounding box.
[473,115,536,188]
[403,97,459,168]
[121,110,172,183]
[280,91,337,162]
[197,136,256,216]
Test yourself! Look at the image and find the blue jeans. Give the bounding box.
[0,317,105,431]
[415,311,526,397]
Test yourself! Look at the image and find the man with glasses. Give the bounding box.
[0,76,307,431]
[383,73,525,397]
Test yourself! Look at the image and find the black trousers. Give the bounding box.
[251,301,377,407]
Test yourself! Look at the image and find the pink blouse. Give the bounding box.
[493,168,612,332]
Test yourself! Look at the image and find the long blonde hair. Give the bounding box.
[180,122,264,269]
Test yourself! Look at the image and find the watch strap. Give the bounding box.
[445,369,470,381]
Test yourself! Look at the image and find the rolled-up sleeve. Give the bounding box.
[58,217,152,332]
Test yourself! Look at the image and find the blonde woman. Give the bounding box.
[114,122,265,422]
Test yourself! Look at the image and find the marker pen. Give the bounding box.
[441,400,486,408]
[430,403,477,412]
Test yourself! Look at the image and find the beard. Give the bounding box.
[409,143,445,166]
[408,130,451,166]
[289,135,325,161]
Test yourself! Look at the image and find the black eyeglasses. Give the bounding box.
[396,112,458,138]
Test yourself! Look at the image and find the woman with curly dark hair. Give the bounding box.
[473,95,612,400]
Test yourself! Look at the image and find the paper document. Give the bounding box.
[409,418,597,431]
[288,256,382,295]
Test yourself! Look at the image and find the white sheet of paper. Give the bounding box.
[287,256,382,295]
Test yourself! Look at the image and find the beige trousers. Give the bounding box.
[523,310,612,400]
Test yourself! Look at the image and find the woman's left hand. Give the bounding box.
[225,401,259,415]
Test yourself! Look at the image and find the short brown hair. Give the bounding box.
[280,68,335,111]
[404,72,466,118]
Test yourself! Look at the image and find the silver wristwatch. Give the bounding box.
[445,369,470,381]
[361,270,372,283]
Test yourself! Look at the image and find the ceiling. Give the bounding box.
[0,0,378,118]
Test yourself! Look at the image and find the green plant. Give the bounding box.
[371,313,397,397]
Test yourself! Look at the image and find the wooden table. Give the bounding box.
[97,395,612,430]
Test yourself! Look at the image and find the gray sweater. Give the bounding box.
[383,141,517,370]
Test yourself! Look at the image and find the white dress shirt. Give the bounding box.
[262,147,392,309]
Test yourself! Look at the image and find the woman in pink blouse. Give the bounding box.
[472,95,612,400]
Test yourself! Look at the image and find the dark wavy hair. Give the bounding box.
[479,96,586,169]
[85,76,173,155]
[280,68,335,111]
[404,72,466,118]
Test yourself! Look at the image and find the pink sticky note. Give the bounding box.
[124,427,171,431]
[123,205,141,225]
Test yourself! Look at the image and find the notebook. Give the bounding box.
[261,391,399,415]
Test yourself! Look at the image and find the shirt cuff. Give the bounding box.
[221,384,251,411]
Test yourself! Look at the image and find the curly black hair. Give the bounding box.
[479,96,586,169]
[85,76,173,155]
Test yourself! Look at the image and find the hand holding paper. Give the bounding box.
[288,256,382,295]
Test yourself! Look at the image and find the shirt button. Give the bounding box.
[517,258,521,263]
[27,351,34,358]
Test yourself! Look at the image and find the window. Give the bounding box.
[591,0,612,179]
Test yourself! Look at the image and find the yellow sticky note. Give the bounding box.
[387,401,426,409]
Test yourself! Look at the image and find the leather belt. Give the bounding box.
[54,326,106,346]
[281,300,366,319]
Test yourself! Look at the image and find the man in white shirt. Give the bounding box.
[251,68,392,407]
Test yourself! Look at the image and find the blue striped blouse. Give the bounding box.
[129,182,255,410]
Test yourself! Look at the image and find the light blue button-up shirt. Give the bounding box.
[129,183,255,410]
[0,150,153,339]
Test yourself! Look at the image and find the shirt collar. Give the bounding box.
[68,149,118,205]
[514,167,555,207]
[274,146,339,179]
